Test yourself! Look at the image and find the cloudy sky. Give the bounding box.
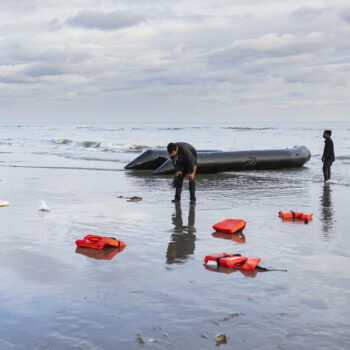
[1,0,350,122]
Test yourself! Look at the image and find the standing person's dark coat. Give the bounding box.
[167,142,197,202]
[322,130,335,182]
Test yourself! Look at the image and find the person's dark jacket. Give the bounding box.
[322,137,335,162]
[172,142,197,174]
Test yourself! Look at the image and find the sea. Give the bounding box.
[0,121,349,349]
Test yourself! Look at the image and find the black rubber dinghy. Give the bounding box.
[125,149,221,170]
[152,146,311,175]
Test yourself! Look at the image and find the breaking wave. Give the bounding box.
[222,127,276,131]
[52,139,100,148]
[336,155,350,160]
[53,139,73,145]
[125,145,151,152]
[158,127,210,130]
[51,139,159,153]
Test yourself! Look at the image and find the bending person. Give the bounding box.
[167,142,197,203]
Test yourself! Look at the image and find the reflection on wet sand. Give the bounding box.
[204,264,260,278]
[75,246,125,260]
[320,184,334,236]
[212,231,246,244]
[166,203,196,264]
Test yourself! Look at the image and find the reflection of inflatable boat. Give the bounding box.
[154,146,311,175]
[125,149,220,170]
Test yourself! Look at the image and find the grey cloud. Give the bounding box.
[2,42,91,66]
[1,1,350,121]
[340,8,350,24]
[23,63,67,78]
[206,32,331,67]
[66,9,145,31]
[292,6,324,20]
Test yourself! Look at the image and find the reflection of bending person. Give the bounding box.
[167,142,197,203]
[166,203,196,264]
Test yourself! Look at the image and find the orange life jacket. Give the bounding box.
[278,211,313,222]
[212,219,246,234]
[76,235,126,250]
[204,253,260,271]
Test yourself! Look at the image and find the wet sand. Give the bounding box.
[0,165,349,349]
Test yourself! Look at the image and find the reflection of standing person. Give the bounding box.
[320,184,333,235]
[166,203,196,264]
[322,130,335,182]
[167,142,197,203]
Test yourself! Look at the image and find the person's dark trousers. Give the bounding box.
[323,160,332,181]
[175,174,185,201]
[189,178,196,201]
[175,175,196,201]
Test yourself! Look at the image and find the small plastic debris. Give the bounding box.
[127,196,143,202]
[39,201,50,212]
[215,334,227,345]
[118,196,143,202]
[136,332,146,345]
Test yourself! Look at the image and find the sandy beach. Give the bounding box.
[0,122,349,349]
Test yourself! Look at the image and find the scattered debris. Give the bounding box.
[215,334,227,346]
[118,196,143,202]
[0,200,10,207]
[39,201,50,212]
[201,332,209,339]
[136,332,146,345]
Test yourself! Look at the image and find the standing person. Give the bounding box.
[167,142,197,203]
[322,129,335,182]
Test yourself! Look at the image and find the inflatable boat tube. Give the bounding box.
[153,146,311,175]
[124,149,221,170]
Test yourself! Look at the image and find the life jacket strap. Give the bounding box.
[109,237,121,247]
[216,254,239,265]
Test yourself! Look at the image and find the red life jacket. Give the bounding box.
[279,211,313,222]
[204,253,260,271]
[76,235,126,250]
[212,219,246,234]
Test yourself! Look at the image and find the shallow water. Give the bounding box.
[0,122,349,349]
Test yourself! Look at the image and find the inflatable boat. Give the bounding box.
[153,146,311,175]
[124,149,220,170]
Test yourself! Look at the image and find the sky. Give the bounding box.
[0,0,350,122]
